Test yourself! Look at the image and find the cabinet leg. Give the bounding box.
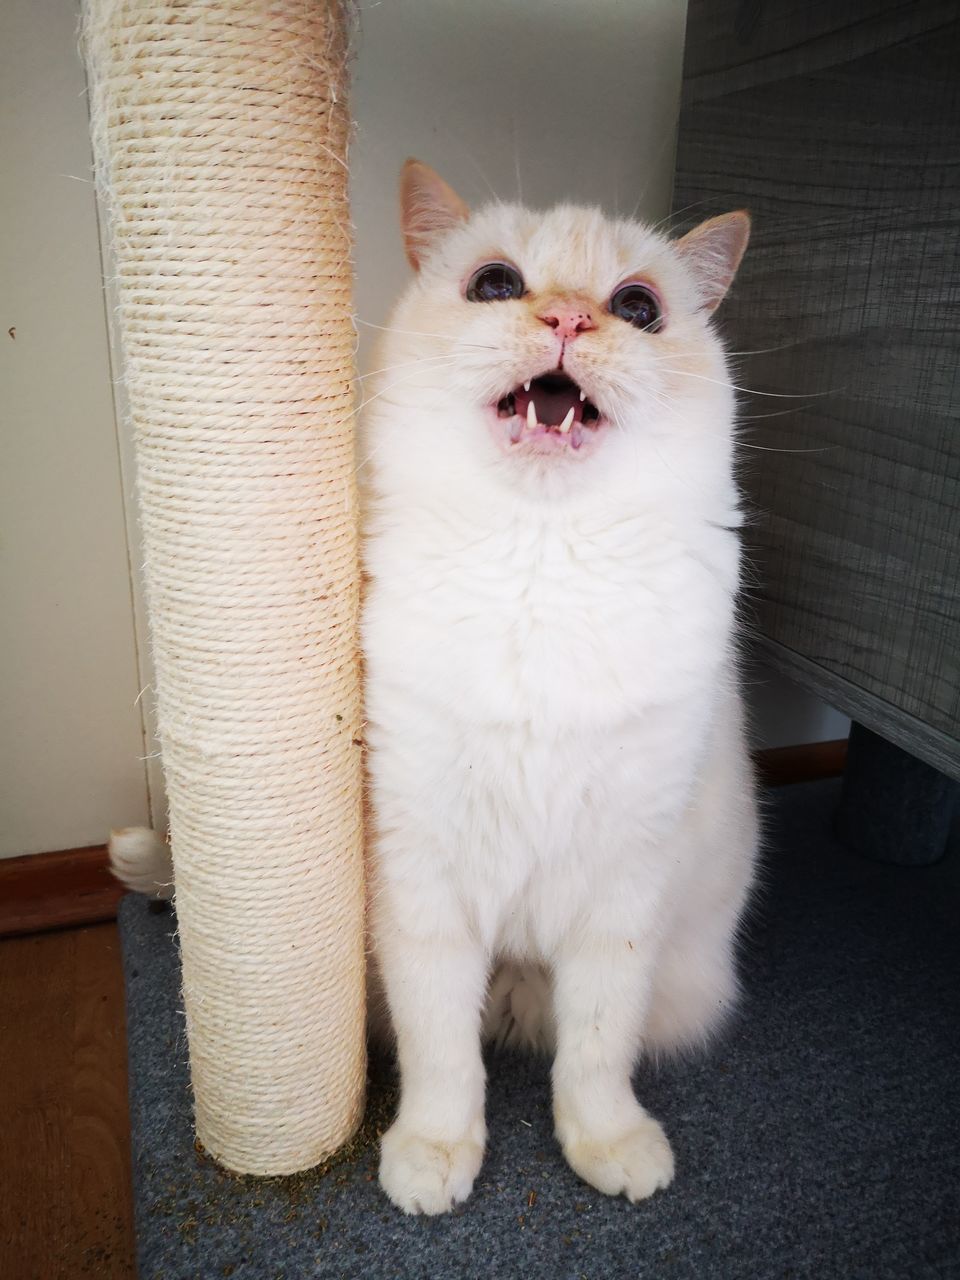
[835,722,958,865]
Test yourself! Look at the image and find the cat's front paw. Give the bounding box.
[559,1112,675,1203]
[379,1121,486,1215]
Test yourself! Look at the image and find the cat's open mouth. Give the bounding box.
[495,372,602,452]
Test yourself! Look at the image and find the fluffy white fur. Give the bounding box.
[361,162,759,1215]
[108,826,174,899]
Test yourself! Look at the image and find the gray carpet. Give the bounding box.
[119,780,960,1279]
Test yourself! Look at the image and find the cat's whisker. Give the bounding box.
[662,367,843,399]
[606,406,627,438]
[454,142,500,204]
[735,441,837,454]
[627,132,683,223]
[647,199,710,235]
[737,407,810,422]
[355,316,496,349]
[652,440,706,498]
[646,335,807,373]
[510,114,523,204]
[357,354,462,382]
[648,383,828,456]
[355,441,387,475]
[723,340,807,358]
[353,366,458,416]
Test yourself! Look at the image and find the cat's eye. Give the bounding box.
[465,262,525,303]
[609,283,663,333]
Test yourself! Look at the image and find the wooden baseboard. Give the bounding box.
[754,738,848,788]
[0,845,123,939]
[0,740,847,938]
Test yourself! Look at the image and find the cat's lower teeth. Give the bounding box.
[500,372,602,445]
[506,414,594,445]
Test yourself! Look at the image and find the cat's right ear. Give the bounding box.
[400,159,470,271]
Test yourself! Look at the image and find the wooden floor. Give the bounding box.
[1,924,136,1280]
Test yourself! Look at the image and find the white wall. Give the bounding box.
[0,0,150,856]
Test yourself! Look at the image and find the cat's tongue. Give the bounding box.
[514,373,583,427]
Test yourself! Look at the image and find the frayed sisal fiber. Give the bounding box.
[82,0,366,1175]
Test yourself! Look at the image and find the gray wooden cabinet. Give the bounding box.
[674,0,960,780]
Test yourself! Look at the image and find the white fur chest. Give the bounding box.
[363,498,739,733]
[363,496,741,953]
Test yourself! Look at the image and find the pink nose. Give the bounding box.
[538,305,596,342]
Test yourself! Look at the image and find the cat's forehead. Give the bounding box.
[457,203,665,294]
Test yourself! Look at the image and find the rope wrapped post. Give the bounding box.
[83,0,366,1175]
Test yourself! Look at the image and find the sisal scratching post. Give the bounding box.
[83,0,366,1174]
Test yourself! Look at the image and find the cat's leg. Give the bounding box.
[482,960,555,1052]
[373,888,488,1215]
[551,922,674,1202]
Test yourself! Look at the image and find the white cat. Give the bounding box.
[109,159,759,1218]
[360,161,759,1214]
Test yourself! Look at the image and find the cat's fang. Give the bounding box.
[526,399,538,430]
[524,380,531,392]
[559,407,575,434]
[579,389,586,402]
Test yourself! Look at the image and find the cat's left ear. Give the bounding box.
[400,159,470,271]
[674,211,751,313]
